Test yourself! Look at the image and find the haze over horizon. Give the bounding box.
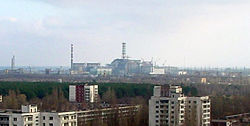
[0,0,250,67]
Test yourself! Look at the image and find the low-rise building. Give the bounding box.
[211,119,234,126]
[40,112,77,126]
[77,105,140,125]
[0,105,40,126]
[0,104,140,126]
[96,67,112,76]
[201,77,207,84]
[178,71,187,75]
[150,67,165,75]
[0,105,77,126]
[212,113,250,126]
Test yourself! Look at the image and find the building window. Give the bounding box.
[13,118,17,121]
[28,117,32,121]
[43,116,45,120]
[64,116,68,120]
[49,123,53,126]
[160,100,169,103]
[49,117,53,120]
[43,123,45,126]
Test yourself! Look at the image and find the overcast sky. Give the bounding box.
[0,0,250,67]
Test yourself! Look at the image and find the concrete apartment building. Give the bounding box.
[69,84,98,103]
[149,85,211,126]
[0,105,77,126]
[40,112,77,126]
[0,104,139,126]
[77,105,140,125]
[0,105,40,126]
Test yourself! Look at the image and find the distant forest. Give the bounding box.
[0,82,198,100]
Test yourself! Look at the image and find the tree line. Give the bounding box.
[0,82,197,100]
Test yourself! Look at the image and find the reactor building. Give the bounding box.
[110,43,153,76]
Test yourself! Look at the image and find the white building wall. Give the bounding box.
[69,85,76,102]
[21,105,38,113]
[0,110,77,126]
[150,68,165,75]
[149,97,157,126]
[97,68,112,75]
[40,112,77,126]
[84,85,98,103]
[10,112,40,126]
[153,86,161,97]
[0,95,2,103]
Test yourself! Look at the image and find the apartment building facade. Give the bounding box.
[40,112,77,126]
[0,105,40,126]
[0,104,139,126]
[69,84,98,103]
[77,105,141,125]
[0,105,77,126]
[149,85,211,126]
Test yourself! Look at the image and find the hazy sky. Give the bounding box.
[0,0,250,67]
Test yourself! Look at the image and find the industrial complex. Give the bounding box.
[0,43,250,85]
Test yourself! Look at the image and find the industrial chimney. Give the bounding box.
[122,42,126,59]
[71,44,73,70]
[11,55,15,70]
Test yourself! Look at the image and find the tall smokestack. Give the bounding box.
[71,44,73,70]
[122,42,126,59]
[11,55,15,70]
